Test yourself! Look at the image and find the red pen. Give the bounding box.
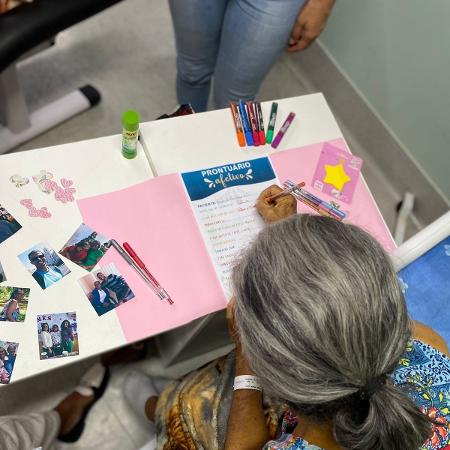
[246,102,260,146]
[255,102,266,145]
[123,242,173,305]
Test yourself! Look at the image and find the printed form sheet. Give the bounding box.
[182,157,278,298]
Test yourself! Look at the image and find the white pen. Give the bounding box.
[109,240,168,301]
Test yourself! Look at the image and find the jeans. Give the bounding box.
[169,0,307,112]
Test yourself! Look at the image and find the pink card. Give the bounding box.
[77,174,227,344]
[269,139,395,254]
[311,142,363,204]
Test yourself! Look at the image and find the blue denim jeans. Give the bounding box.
[169,0,307,112]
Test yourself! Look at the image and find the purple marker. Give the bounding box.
[271,112,296,149]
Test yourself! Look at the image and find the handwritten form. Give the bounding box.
[181,157,278,298]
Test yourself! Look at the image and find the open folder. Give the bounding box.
[77,138,394,344]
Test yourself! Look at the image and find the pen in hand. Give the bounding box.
[265,182,305,203]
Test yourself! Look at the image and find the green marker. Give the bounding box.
[266,102,278,144]
[122,110,140,159]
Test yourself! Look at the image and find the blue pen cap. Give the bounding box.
[245,131,254,146]
[238,100,251,131]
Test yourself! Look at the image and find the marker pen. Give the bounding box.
[255,102,266,145]
[229,102,245,147]
[246,101,260,146]
[266,102,278,144]
[238,100,254,146]
[271,112,295,149]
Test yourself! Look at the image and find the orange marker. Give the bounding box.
[230,102,246,147]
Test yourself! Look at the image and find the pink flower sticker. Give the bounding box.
[20,200,52,219]
[20,199,33,207]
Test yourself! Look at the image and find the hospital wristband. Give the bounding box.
[233,375,262,392]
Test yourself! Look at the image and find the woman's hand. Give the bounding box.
[255,185,297,224]
[288,0,335,52]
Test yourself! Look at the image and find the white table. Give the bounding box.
[140,93,342,175]
[0,136,152,383]
[0,93,392,382]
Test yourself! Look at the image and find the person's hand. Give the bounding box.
[288,0,335,52]
[255,185,297,224]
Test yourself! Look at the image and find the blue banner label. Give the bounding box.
[182,157,275,201]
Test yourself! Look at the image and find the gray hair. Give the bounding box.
[232,214,430,449]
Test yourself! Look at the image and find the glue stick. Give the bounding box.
[122,110,139,159]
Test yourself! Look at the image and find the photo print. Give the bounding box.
[0,204,22,245]
[78,263,135,316]
[0,286,30,322]
[60,223,111,271]
[0,340,19,384]
[37,312,79,359]
[18,242,71,290]
[0,261,6,283]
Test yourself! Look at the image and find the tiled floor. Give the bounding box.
[1,0,416,449]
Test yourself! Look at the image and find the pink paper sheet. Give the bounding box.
[77,174,226,343]
[269,138,396,253]
[78,140,394,343]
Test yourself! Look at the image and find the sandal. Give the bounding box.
[58,363,110,443]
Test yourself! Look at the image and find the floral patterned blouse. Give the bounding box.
[264,340,450,450]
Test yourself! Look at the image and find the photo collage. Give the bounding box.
[0,211,136,382]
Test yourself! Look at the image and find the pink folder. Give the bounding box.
[77,139,394,343]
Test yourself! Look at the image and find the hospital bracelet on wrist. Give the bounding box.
[233,375,262,392]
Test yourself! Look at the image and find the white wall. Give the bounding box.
[320,0,450,200]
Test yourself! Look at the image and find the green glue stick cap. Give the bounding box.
[122,110,139,131]
[266,129,274,144]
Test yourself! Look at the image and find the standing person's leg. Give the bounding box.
[212,0,307,108]
[0,411,60,450]
[168,0,228,112]
[0,363,109,450]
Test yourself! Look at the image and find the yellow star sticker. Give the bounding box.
[323,161,351,191]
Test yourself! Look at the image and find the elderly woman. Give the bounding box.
[124,186,450,450]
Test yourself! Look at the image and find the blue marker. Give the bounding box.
[238,100,254,146]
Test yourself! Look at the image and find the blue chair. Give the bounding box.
[393,211,450,343]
